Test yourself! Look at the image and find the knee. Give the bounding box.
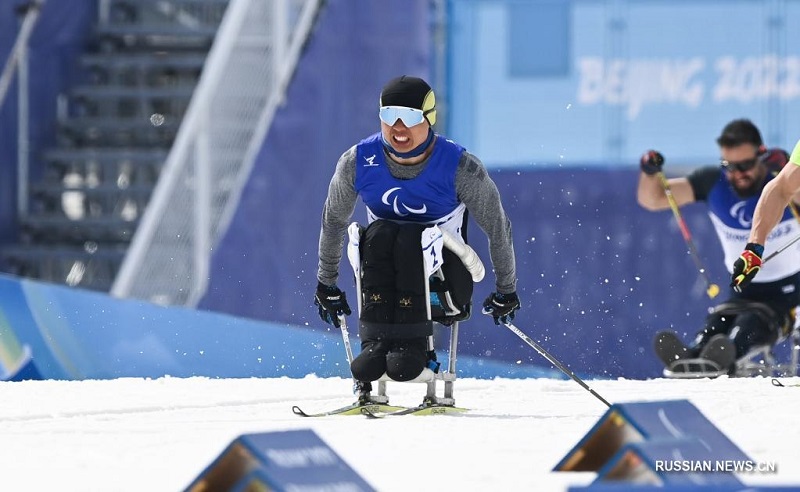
[351,353,387,382]
[350,341,388,382]
[385,340,428,381]
[730,315,776,357]
[385,355,425,381]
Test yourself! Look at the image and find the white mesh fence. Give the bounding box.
[111,0,322,305]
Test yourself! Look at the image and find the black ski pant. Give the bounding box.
[350,220,432,383]
[692,274,800,359]
[694,311,779,359]
[350,337,429,383]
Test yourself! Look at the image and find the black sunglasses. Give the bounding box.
[720,157,759,173]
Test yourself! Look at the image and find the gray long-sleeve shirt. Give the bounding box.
[317,144,517,294]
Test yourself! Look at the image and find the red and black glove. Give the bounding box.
[640,150,665,176]
[731,243,764,292]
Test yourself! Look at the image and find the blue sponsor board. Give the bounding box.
[568,486,800,491]
[184,429,375,492]
[596,439,743,486]
[555,400,751,473]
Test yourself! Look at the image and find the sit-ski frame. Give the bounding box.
[736,327,800,377]
[664,326,800,379]
[338,223,485,407]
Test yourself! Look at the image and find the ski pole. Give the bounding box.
[762,232,800,264]
[337,314,361,389]
[503,321,611,408]
[657,172,720,299]
[338,314,354,365]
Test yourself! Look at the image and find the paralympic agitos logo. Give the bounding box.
[381,187,427,217]
[730,201,752,228]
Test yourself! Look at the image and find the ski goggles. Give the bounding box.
[720,157,758,173]
[379,106,430,127]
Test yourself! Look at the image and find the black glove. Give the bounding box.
[640,150,664,176]
[314,282,352,327]
[482,292,520,325]
[731,243,764,292]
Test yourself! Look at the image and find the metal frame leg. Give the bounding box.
[444,322,459,400]
[425,335,436,401]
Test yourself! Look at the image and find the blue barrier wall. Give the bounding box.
[463,167,728,378]
[0,273,350,380]
[0,273,559,381]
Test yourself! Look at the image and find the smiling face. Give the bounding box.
[721,143,767,197]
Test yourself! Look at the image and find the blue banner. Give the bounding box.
[447,0,800,167]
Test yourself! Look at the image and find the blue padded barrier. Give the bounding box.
[183,429,375,492]
[555,400,751,472]
[596,439,742,486]
[569,486,800,491]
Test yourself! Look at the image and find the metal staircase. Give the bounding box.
[1,0,228,290]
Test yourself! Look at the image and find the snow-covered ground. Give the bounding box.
[1,375,799,491]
